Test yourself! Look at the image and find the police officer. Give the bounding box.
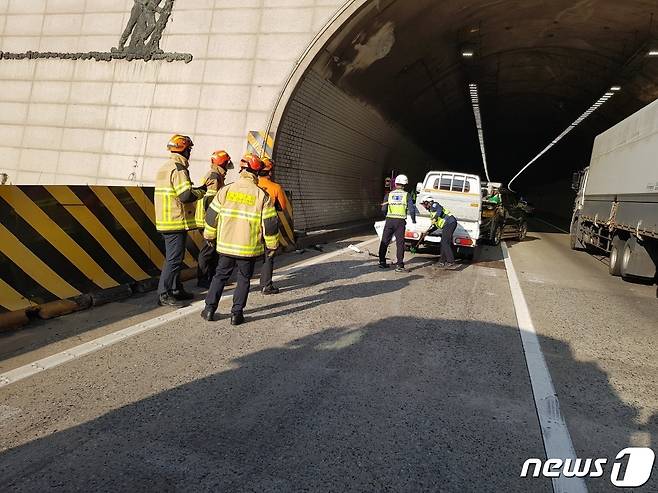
[378,174,416,272]
[257,157,288,295]
[154,134,206,306]
[195,150,233,288]
[201,154,279,325]
[421,199,458,267]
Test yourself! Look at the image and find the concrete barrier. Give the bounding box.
[0,183,296,328]
[0,185,203,326]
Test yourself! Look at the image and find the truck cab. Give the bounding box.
[405,171,482,259]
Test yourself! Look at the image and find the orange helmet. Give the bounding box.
[240,153,263,172]
[261,157,274,172]
[211,150,232,168]
[167,134,194,153]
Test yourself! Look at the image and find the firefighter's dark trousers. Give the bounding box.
[158,232,186,295]
[205,255,256,315]
[197,239,218,284]
[379,218,406,267]
[260,254,275,290]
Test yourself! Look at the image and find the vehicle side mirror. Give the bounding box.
[416,182,422,193]
[571,171,581,191]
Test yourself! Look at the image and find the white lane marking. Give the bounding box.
[502,242,587,493]
[534,217,569,234]
[0,237,380,389]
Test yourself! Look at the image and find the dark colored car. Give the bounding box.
[480,189,529,245]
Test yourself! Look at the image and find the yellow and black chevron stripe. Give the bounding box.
[247,131,274,159]
[0,185,203,314]
[277,198,295,248]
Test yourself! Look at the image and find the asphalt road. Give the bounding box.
[509,221,658,492]
[0,225,655,492]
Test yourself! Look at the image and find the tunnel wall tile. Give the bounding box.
[0,0,343,188]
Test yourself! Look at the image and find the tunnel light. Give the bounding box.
[508,89,620,191]
[468,83,491,182]
[648,50,658,56]
[462,50,475,58]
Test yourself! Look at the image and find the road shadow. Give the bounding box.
[247,275,423,321]
[0,241,373,365]
[0,316,654,492]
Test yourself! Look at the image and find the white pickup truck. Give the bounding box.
[405,171,482,260]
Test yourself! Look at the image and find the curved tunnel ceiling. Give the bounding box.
[304,0,658,190]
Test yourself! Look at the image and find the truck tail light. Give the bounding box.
[455,237,473,246]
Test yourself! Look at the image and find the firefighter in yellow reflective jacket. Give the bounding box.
[195,150,233,288]
[154,134,206,307]
[421,199,458,267]
[200,154,279,325]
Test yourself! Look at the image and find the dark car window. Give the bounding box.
[440,176,452,191]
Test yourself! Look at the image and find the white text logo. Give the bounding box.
[520,448,655,488]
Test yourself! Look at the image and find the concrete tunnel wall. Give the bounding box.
[0,0,428,231]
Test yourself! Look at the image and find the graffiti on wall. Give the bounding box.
[0,0,192,63]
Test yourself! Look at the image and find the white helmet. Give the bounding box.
[395,174,409,185]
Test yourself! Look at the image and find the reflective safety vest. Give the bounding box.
[387,190,409,219]
[195,167,226,229]
[204,172,279,258]
[431,207,453,229]
[154,153,204,232]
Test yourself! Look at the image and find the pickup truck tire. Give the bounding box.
[609,237,624,277]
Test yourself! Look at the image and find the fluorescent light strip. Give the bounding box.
[507,89,619,191]
[469,83,491,182]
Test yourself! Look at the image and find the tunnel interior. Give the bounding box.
[274,0,658,231]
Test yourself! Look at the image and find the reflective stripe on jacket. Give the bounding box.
[386,190,409,219]
[204,172,279,258]
[195,166,226,229]
[155,153,205,232]
[431,206,454,229]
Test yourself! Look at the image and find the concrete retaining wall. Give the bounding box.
[0,0,344,187]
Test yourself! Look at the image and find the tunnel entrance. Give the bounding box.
[271,0,658,231]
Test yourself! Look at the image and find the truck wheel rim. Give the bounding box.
[622,244,632,271]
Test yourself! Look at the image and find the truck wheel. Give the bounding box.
[620,237,656,283]
[570,218,585,250]
[609,237,624,277]
[517,222,528,241]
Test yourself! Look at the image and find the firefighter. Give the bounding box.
[201,154,279,325]
[195,150,233,288]
[421,199,458,267]
[154,134,206,306]
[378,174,416,272]
[257,157,288,295]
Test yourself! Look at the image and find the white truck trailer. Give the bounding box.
[570,99,658,282]
[406,171,482,260]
